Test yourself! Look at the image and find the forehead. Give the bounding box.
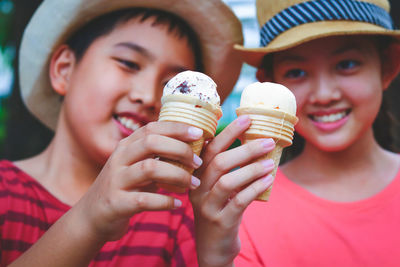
[274,35,379,60]
[110,15,186,39]
[96,17,191,53]
[105,16,196,63]
[91,17,195,68]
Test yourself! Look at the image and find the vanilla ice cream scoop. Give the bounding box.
[240,82,296,115]
[236,81,298,201]
[163,70,220,106]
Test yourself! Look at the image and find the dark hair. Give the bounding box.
[258,36,400,163]
[65,7,203,72]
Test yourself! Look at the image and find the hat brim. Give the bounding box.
[235,20,400,67]
[19,0,243,130]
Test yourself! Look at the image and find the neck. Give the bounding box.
[303,130,380,172]
[15,120,103,206]
[282,129,400,201]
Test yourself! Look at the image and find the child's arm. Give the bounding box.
[190,115,275,267]
[9,121,203,267]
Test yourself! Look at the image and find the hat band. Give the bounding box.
[260,0,394,47]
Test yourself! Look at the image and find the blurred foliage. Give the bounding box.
[0,0,13,46]
[0,102,6,140]
[0,0,14,148]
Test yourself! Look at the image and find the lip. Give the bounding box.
[308,108,350,132]
[114,112,151,137]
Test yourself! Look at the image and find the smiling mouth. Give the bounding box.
[116,116,142,131]
[309,109,350,123]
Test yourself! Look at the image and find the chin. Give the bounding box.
[319,145,348,153]
[307,134,352,152]
[314,140,353,153]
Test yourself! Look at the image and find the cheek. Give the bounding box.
[289,88,309,116]
[353,90,382,124]
[71,65,125,105]
[345,77,382,109]
[273,78,309,115]
[63,80,118,128]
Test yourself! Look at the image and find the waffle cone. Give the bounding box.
[244,137,283,201]
[236,106,298,201]
[158,137,205,192]
[158,95,222,192]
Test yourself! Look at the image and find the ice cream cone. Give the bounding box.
[236,107,298,201]
[158,94,222,192]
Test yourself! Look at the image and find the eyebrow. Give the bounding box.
[114,42,155,61]
[114,42,193,74]
[276,44,363,64]
[332,44,362,55]
[275,54,305,64]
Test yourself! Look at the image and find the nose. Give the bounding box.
[128,77,162,112]
[309,73,341,105]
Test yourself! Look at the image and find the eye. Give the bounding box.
[115,58,140,71]
[284,68,306,79]
[336,60,359,71]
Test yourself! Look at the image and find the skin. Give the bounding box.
[257,35,400,202]
[10,15,275,267]
[191,116,275,267]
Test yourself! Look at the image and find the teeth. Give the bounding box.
[117,117,141,131]
[312,111,347,123]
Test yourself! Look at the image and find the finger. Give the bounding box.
[120,158,201,190]
[200,115,251,167]
[119,191,183,215]
[221,175,273,223]
[116,134,202,169]
[203,159,274,215]
[126,121,203,143]
[200,138,275,190]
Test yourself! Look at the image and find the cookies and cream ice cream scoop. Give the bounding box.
[163,70,220,106]
[158,71,222,192]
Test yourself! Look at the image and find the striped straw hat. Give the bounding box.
[235,0,400,67]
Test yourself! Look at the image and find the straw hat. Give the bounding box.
[19,0,243,130]
[235,0,400,67]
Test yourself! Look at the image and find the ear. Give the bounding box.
[49,45,76,96]
[381,42,400,90]
[256,68,273,82]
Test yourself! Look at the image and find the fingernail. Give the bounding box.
[261,138,275,151]
[188,127,203,139]
[261,159,274,170]
[174,199,182,208]
[191,176,201,188]
[236,115,251,127]
[262,174,274,186]
[193,154,203,168]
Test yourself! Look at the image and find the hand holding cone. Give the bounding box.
[236,82,298,201]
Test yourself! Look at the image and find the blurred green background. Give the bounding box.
[0,0,13,148]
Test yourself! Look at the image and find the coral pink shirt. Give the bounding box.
[236,168,400,267]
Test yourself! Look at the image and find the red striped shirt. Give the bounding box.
[0,160,197,266]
